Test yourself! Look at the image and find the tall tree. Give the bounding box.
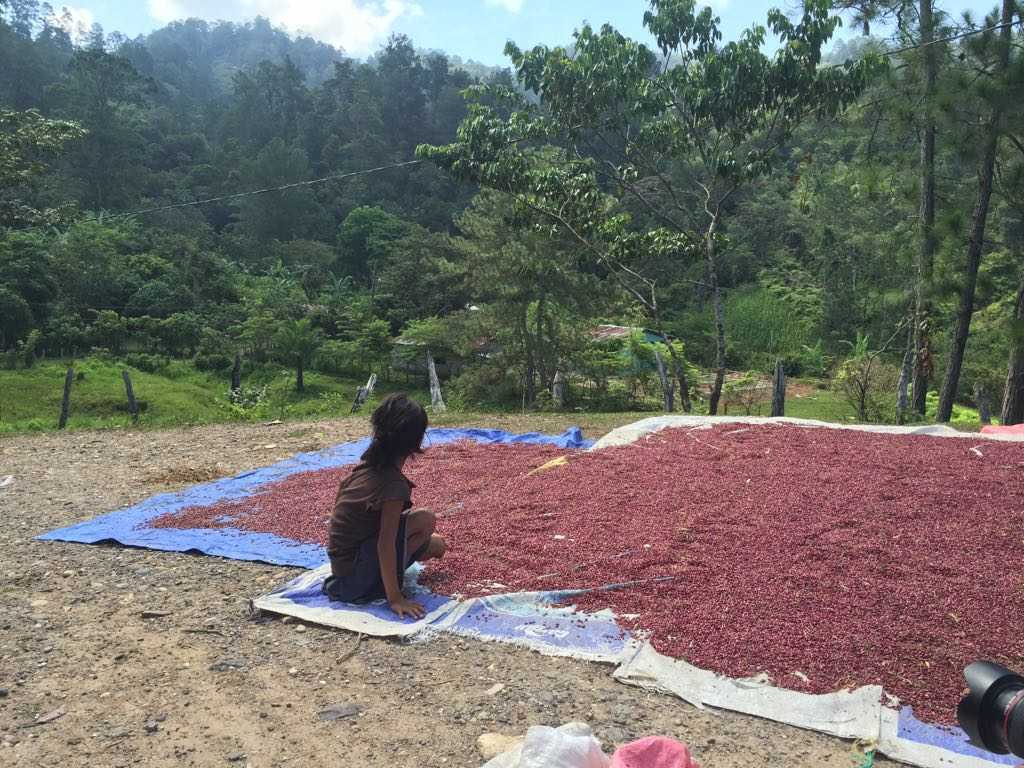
[420,0,876,413]
[233,138,325,242]
[456,190,602,404]
[0,108,84,227]
[335,206,409,288]
[937,0,1019,421]
[997,92,1024,425]
[914,0,939,415]
[1002,274,1024,424]
[51,49,151,210]
[835,0,942,415]
[224,57,310,148]
[273,318,320,392]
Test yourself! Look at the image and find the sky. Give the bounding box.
[56,0,1002,65]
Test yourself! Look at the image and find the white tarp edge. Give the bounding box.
[251,564,462,638]
[252,568,637,663]
[613,642,883,742]
[590,415,1024,451]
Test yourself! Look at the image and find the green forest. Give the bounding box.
[1,0,1022,433]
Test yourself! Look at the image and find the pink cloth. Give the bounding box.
[981,424,1024,435]
[610,737,700,768]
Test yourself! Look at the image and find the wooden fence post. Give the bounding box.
[350,373,378,413]
[231,351,242,392]
[123,369,139,424]
[58,367,74,429]
[771,360,786,418]
[552,370,566,409]
[427,350,446,412]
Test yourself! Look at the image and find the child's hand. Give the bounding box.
[389,597,426,620]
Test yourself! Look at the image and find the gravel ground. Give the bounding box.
[0,416,896,767]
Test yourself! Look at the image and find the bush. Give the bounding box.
[832,334,900,422]
[725,287,816,372]
[88,311,129,355]
[669,312,716,367]
[315,339,357,376]
[532,388,557,412]
[228,384,270,409]
[925,391,987,429]
[194,352,234,372]
[124,352,171,373]
[795,340,833,379]
[721,372,770,415]
[18,329,42,369]
[160,359,196,380]
[449,363,520,408]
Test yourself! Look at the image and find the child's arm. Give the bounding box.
[378,500,425,619]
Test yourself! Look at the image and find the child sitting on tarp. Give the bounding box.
[323,393,447,618]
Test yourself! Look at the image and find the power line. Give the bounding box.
[881,18,1023,58]
[94,159,425,222]
[5,158,428,234]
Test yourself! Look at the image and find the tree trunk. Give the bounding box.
[231,351,242,392]
[427,350,446,412]
[296,360,304,393]
[937,0,1013,422]
[771,360,786,418]
[913,0,937,416]
[673,354,692,413]
[552,369,566,409]
[521,305,535,406]
[59,367,73,429]
[650,312,691,412]
[706,212,726,415]
[975,383,992,425]
[1001,275,1024,425]
[122,369,139,424]
[897,323,913,423]
[654,349,675,412]
[534,292,548,390]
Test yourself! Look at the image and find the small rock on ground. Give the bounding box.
[318,702,362,722]
[477,733,524,761]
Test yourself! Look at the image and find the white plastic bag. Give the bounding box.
[483,722,610,768]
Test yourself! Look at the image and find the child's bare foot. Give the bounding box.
[423,534,447,560]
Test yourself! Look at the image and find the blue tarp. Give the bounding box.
[37,426,592,568]
[897,708,1017,766]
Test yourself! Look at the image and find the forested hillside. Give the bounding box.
[1,0,1022,431]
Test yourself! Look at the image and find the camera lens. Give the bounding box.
[958,661,1024,757]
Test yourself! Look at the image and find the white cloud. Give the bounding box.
[147,0,186,24]
[484,0,524,13]
[49,5,97,42]
[146,0,422,56]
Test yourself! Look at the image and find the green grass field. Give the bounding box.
[0,357,430,434]
[0,357,988,435]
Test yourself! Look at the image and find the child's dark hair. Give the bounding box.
[361,393,428,468]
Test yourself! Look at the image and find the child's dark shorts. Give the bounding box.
[322,512,429,604]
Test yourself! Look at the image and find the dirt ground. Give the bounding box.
[0,415,898,767]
